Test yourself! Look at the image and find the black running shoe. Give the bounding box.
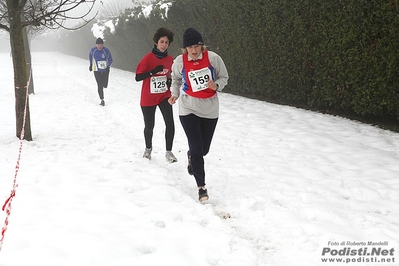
[100,100,105,106]
[198,187,209,202]
[187,151,193,175]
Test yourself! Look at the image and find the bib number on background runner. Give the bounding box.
[150,76,167,93]
[188,67,212,92]
[97,60,107,69]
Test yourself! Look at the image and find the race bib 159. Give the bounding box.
[188,67,212,92]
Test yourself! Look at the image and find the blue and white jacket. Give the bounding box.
[89,46,113,72]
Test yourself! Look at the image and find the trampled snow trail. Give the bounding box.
[1,52,398,266]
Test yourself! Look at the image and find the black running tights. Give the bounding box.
[94,71,109,100]
[179,114,218,187]
[141,98,175,151]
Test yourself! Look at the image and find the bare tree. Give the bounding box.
[0,0,97,141]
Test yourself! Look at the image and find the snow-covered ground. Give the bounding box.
[0,52,398,266]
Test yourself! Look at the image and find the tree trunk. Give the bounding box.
[8,0,33,141]
[23,25,35,95]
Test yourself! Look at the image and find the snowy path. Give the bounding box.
[1,52,398,266]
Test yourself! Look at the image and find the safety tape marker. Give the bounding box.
[0,64,32,252]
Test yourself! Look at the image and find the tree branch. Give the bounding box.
[18,0,29,10]
[16,0,97,30]
[0,23,10,31]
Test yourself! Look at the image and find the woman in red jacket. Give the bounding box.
[135,27,177,163]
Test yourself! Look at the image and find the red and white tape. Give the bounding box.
[0,65,32,252]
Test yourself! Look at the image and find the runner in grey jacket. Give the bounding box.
[168,27,229,202]
[169,50,228,119]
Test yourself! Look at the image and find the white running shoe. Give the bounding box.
[165,151,177,163]
[143,148,152,160]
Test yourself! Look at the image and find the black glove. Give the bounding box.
[150,65,164,75]
[89,65,92,72]
[107,66,110,72]
[166,78,172,87]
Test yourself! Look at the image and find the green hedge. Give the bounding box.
[98,0,399,127]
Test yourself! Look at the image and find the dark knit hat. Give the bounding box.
[182,28,203,48]
[96,37,104,44]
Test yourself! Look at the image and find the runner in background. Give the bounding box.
[89,37,113,106]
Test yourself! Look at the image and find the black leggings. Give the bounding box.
[94,71,109,100]
[179,114,218,187]
[141,98,175,151]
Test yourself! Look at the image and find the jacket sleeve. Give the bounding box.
[135,72,151,82]
[106,48,113,67]
[208,51,228,92]
[135,53,152,82]
[89,49,93,65]
[171,55,183,98]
